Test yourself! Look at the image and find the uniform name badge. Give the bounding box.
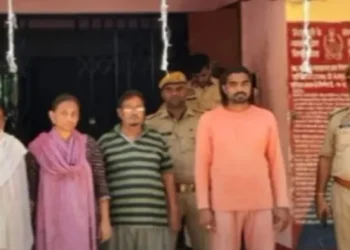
[339,115,350,128]
[339,123,350,128]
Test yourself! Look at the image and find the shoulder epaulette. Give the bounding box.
[192,108,205,114]
[211,77,219,86]
[187,88,196,97]
[187,96,197,100]
[146,127,159,134]
[328,107,349,119]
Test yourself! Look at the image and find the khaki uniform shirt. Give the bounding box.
[320,106,350,180]
[187,77,221,111]
[146,107,203,183]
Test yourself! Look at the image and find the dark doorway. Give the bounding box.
[0,14,189,143]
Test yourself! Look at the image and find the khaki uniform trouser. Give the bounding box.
[172,192,209,250]
[332,182,350,250]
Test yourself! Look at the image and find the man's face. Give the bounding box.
[161,82,188,108]
[118,96,145,126]
[49,100,79,132]
[222,72,252,104]
[192,67,211,86]
[0,108,5,131]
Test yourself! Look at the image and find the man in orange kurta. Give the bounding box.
[194,66,291,250]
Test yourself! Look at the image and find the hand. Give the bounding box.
[316,195,331,219]
[199,208,215,231]
[169,208,181,232]
[99,220,112,242]
[273,208,290,232]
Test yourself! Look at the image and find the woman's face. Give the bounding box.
[49,100,80,132]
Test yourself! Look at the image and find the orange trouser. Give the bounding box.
[211,210,275,250]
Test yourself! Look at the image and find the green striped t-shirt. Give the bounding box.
[98,124,172,227]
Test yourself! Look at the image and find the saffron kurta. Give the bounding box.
[194,105,290,250]
[195,105,289,210]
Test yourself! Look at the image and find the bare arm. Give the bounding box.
[99,199,110,225]
[162,171,178,212]
[315,156,332,195]
[316,119,334,197]
[159,136,178,212]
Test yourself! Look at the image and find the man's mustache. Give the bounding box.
[129,115,140,119]
[234,92,247,96]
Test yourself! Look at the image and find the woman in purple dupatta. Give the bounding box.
[26,94,112,250]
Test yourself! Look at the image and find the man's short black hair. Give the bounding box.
[190,53,210,74]
[118,90,145,108]
[219,66,252,87]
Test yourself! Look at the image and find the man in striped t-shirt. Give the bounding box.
[98,90,180,250]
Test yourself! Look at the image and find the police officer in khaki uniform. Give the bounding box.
[146,71,208,250]
[187,53,221,111]
[316,66,350,250]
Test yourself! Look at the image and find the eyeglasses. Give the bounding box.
[122,106,145,113]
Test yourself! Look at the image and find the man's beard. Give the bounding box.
[228,92,249,104]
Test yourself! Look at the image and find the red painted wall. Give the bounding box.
[187,6,241,68]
